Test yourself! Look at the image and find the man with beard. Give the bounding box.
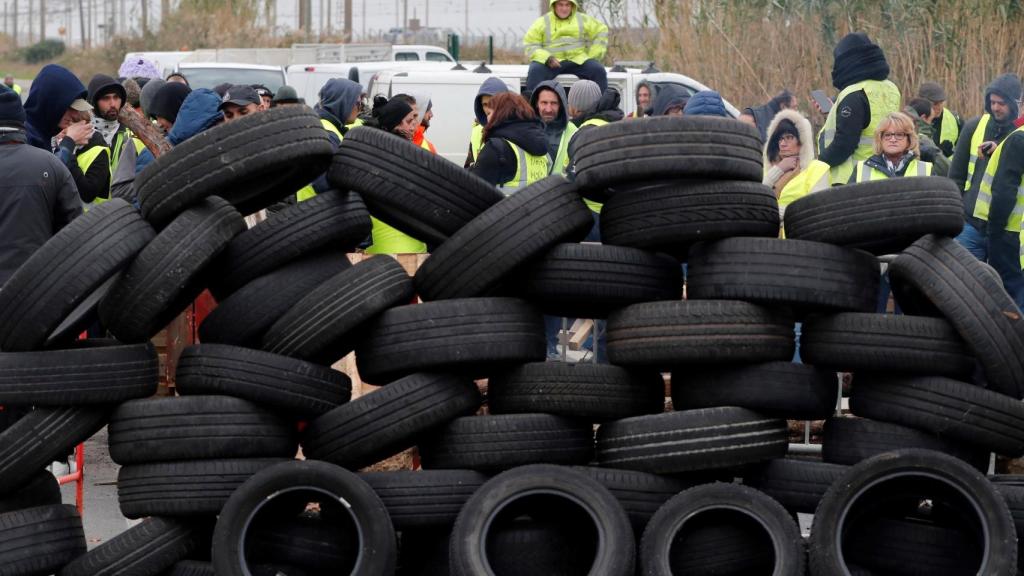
[88,74,143,178]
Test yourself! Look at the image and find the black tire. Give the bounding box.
[413,176,594,301]
[262,256,415,366]
[843,516,986,576]
[808,449,1017,576]
[302,373,482,470]
[246,514,358,574]
[800,312,975,377]
[784,176,965,254]
[360,469,489,529]
[994,482,1024,572]
[448,464,635,576]
[208,190,370,300]
[671,361,838,420]
[0,407,110,492]
[640,483,805,576]
[0,471,62,514]
[518,243,683,318]
[606,300,794,368]
[0,199,154,351]
[688,237,881,313]
[596,407,788,474]
[419,414,594,472]
[327,126,503,245]
[164,561,214,576]
[117,458,290,519]
[175,344,351,419]
[212,460,395,576]
[137,106,334,226]
[599,181,780,259]
[822,416,989,471]
[198,249,351,348]
[0,342,157,405]
[108,396,296,465]
[0,505,85,575]
[849,374,1024,457]
[99,197,245,344]
[488,361,665,422]
[354,298,545,385]
[743,458,848,515]
[889,234,1024,399]
[574,466,696,533]
[570,116,764,191]
[58,517,210,576]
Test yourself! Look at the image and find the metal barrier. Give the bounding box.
[56,443,85,515]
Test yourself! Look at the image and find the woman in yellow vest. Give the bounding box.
[848,112,932,183]
[55,109,110,207]
[469,92,551,193]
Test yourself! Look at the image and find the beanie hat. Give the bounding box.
[568,80,602,115]
[140,78,166,117]
[87,74,127,108]
[118,58,161,81]
[272,85,300,104]
[148,82,191,123]
[371,95,413,134]
[831,32,889,90]
[122,78,142,108]
[918,81,947,103]
[0,87,26,129]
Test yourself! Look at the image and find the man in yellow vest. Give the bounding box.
[816,33,901,185]
[524,0,609,94]
[979,114,1024,308]
[919,81,961,158]
[464,77,509,168]
[296,78,364,202]
[566,80,622,217]
[87,74,143,180]
[949,73,1021,261]
[3,75,21,96]
[529,80,576,177]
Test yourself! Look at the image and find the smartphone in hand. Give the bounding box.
[810,90,833,115]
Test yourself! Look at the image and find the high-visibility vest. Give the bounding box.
[297,119,346,202]
[523,9,609,66]
[576,118,607,212]
[78,145,111,209]
[365,216,427,254]
[976,125,1024,231]
[579,118,608,129]
[937,109,960,156]
[851,158,932,183]
[552,122,578,177]
[499,139,551,195]
[110,129,145,175]
[779,159,832,232]
[469,123,484,164]
[1020,227,1024,269]
[7,83,21,95]
[964,114,991,194]
[817,79,901,184]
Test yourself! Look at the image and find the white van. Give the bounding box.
[287,61,458,104]
[175,63,288,93]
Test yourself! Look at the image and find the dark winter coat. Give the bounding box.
[529,80,570,163]
[470,118,549,187]
[23,64,88,150]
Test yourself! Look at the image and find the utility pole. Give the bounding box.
[160,0,168,24]
[344,0,351,41]
[424,0,428,27]
[141,0,147,35]
[402,0,407,30]
[38,0,44,41]
[28,0,33,44]
[393,0,397,28]
[463,0,468,37]
[12,0,17,48]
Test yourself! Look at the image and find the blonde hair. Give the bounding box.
[873,112,919,156]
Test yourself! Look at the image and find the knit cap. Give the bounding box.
[140,79,166,117]
[0,86,26,129]
[568,80,602,114]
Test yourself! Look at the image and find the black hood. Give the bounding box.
[87,74,126,108]
[986,73,1022,122]
[488,118,550,156]
[530,80,569,129]
[650,84,690,116]
[831,32,890,90]
[576,88,624,125]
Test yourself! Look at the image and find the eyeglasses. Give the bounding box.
[777,134,798,143]
[882,132,909,141]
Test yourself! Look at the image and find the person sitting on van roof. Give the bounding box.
[466,77,510,168]
[470,92,551,192]
[524,0,609,94]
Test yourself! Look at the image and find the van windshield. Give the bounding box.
[178,68,286,92]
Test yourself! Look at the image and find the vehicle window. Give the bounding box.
[648,82,698,98]
[179,68,286,93]
[426,52,452,62]
[394,52,420,61]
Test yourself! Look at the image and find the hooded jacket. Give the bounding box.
[470,118,550,187]
[316,78,363,147]
[762,109,815,195]
[650,84,690,116]
[136,88,222,172]
[523,0,608,66]
[87,74,127,110]
[683,90,728,117]
[465,77,511,167]
[23,64,89,150]
[529,80,570,162]
[573,88,624,126]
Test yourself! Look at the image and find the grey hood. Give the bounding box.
[316,78,363,128]
[529,80,569,129]
[985,73,1022,122]
[473,77,510,125]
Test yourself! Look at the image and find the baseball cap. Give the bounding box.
[252,84,273,100]
[70,98,93,111]
[219,85,261,110]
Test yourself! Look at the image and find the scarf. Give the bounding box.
[91,116,120,146]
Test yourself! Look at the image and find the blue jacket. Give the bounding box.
[683,90,729,118]
[23,64,88,150]
[136,88,223,172]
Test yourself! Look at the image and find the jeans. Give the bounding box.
[955,221,988,261]
[988,228,1024,309]
[526,59,608,94]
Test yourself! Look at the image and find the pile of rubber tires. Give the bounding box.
[0,111,1023,575]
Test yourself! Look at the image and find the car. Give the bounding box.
[174,63,288,93]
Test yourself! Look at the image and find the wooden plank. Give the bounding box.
[567,318,593,351]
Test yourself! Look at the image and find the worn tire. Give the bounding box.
[0,407,110,492]
[163,561,215,576]
[743,458,847,515]
[0,471,62,514]
[302,373,481,470]
[0,199,154,351]
[575,466,696,533]
[850,374,1024,457]
[688,237,881,313]
[58,517,210,576]
[419,414,594,472]
[175,344,351,419]
[414,176,594,301]
[518,243,683,317]
[263,256,415,366]
[0,505,85,576]
[0,342,157,406]
[328,126,503,244]
[99,197,245,344]
[355,297,545,385]
[822,416,989,471]
[671,361,838,420]
[208,190,370,300]
[488,361,665,422]
[137,106,333,226]
[800,312,975,377]
[889,234,1024,399]
[596,407,788,474]
[108,396,296,465]
[570,116,764,191]
[599,181,780,259]
[606,300,794,368]
[784,176,965,254]
[117,458,289,519]
[360,470,489,529]
[844,516,986,576]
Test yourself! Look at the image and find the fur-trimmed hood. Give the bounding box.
[762,108,815,169]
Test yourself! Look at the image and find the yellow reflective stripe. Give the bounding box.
[320,118,343,140]
[544,13,552,45]
[470,124,484,163]
[966,114,990,192]
[859,162,872,182]
[916,160,928,177]
[500,140,551,193]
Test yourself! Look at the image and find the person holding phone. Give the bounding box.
[949,73,1022,261]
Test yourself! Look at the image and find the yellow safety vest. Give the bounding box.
[779,160,832,237]
[965,114,991,194]
[110,130,146,175]
[297,119,346,202]
[577,118,608,212]
[500,140,551,195]
[937,109,959,156]
[817,79,901,184]
[523,9,609,66]
[851,158,932,183]
[552,122,578,177]
[470,123,484,164]
[976,125,1024,231]
[78,145,111,209]
[8,83,21,95]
